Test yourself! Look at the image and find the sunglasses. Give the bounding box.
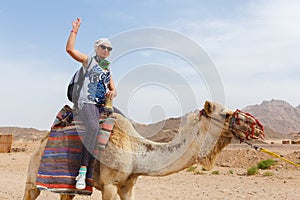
[99,44,112,52]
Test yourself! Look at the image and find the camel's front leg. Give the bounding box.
[118,177,137,200]
[102,184,119,200]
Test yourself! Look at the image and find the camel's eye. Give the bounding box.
[220,109,230,119]
[220,111,230,120]
[225,113,230,119]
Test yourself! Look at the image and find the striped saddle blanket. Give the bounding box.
[36,105,115,195]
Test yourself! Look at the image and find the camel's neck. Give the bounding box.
[131,113,220,176]
[101,113,222,176]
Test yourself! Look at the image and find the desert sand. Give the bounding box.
[0,141,299,200]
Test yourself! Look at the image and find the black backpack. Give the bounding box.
[67,58,93,104]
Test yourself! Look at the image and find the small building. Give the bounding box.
[282,140,290,144]
[291,140,300,144]
[0,134,13,153]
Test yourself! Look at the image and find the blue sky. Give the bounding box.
[1,0,299,130]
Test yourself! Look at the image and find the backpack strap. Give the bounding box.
[79,56,94,86]
[84,56,95,72]
[72,57,94,106]
[80,56,95,81]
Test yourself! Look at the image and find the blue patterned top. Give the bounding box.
[78,56,111,109]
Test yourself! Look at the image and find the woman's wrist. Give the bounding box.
[71,28,78,34]
[71,30,78,34]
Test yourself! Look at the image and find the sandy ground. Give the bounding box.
[0,142,299,200]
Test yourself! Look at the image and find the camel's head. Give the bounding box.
[199,101,264,141]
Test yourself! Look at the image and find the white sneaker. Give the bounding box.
[75,173,86,190]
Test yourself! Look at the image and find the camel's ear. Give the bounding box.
[204,101,215,114]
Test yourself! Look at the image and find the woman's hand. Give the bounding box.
[72,18,81,31]
[106,89,117,100]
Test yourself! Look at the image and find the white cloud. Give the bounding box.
[171,0,300,108]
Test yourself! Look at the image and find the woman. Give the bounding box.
[66,17,117,190]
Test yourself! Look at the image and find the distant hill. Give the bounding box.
[0,127,48,141]
[134,117,181,142]
[135,99,300,142]
[243,99,300,135]
[1,99,299,142]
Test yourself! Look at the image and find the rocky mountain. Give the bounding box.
[134,117,181,142]
[243,99,300,135]
[135,99,300,142]
[1,99,299,142]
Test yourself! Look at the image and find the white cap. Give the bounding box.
[94,38,112,52]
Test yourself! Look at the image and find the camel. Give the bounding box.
[23,100,264,200]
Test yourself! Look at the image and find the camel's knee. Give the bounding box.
[102,184,119,200]
[60,194,75,200]
[119,187,135,200]
[23,188,40,200]
[118,183,135,200]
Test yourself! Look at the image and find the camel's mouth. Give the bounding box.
[228,109,265,141]
[199,106,264,141]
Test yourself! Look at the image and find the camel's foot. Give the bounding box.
[23,188,40,200]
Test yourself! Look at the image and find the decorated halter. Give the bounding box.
[230,109,264,140]
[199,109,265,141]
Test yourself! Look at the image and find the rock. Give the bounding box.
[220,163,231,167]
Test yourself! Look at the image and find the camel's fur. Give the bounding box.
[23,101,262,200]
